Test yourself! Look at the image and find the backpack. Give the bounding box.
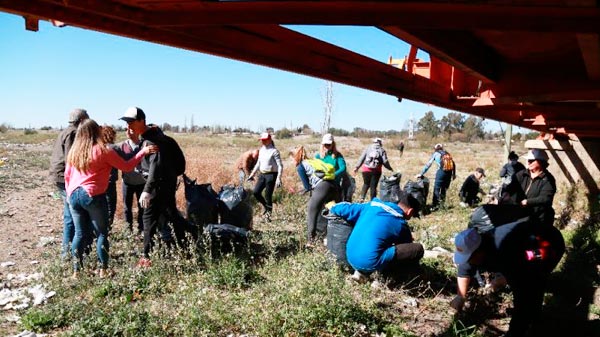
[440,151,454,172]
[306,158,335,181]
[364,147,382,169]
[162,135,186,176]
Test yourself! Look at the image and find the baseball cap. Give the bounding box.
[321,133,334,145]
[525,149,548,162]
[434,143,443,150]
[68,108,89,124]
[373,137,382,144]
[259,132,271,140]
[120,107,146,123]
[475,167,486,177]
[453,228,482,265]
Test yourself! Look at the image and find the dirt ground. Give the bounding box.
[0,142,61,275]
[0,141,61,335]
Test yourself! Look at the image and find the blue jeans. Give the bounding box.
[432,170,452,208]
[56,182,74,258]
[69,187,110,271]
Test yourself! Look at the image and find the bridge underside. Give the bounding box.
[2,0,600,140]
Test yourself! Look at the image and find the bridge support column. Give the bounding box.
[525,139,600,197]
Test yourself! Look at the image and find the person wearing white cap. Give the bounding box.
[418,143,456,211]
[316,133,352,202]
[353,137,394,202]
[451,220,565,337]
[247,132,283,220]
[501,149,556,227]
[49,108,90,259]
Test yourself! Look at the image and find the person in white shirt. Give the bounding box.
[248,133,283,220]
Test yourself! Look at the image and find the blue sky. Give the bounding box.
[0,12,497,132]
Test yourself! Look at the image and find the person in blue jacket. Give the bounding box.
[328,189,424,282]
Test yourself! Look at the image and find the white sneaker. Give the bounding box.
[351,270,369,284]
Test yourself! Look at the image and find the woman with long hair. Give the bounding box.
[293,145,340,246]
[65,119,156,278]
[316,133,351,201]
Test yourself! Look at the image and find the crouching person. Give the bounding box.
[327,190,424,283]
[450,221,565,337]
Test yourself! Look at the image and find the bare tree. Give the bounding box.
[321,81,334,134]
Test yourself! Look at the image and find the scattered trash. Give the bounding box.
[11,331,48,337]
[403,297,418,307]
[37,236,55,247]
[29,261,39,265]
[1,283,54,310]
[1,261,16,268]
[423,247,452,259]
[29,284,56,306]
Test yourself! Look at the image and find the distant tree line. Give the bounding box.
[2,110,541,142]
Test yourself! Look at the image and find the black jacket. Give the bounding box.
[140,125,178,193]
[504,169,556,226]
[459,174,481,205]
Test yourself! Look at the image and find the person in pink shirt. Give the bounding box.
[65,119,157,278]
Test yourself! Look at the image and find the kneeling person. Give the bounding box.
[328,190,424,281]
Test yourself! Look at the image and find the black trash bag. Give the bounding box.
[203,223,249,255]
[323,210,354,266]
[340,170,356,202]
[183,175,219,227]
[379,172,402,202]
[469,204,530,234]
[404,176,429,215]
[218,184,253,230]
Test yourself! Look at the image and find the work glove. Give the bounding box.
[449,295,465,312]
[325,201,336,210]
[275,178,282,188]
[139,192,152,209]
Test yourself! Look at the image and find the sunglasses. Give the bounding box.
[527,159,536,163]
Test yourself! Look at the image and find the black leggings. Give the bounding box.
[253,172,277,211]
[306,180,340,241]
[360,171,382,201]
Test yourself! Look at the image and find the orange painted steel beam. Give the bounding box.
[0,0,452,106]
[138,2,600,32]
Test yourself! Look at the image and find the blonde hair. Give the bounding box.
[319,141,340,159]
[67,119,106,173]
[293,146,308,166]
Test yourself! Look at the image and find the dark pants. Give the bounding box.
[432,170,452,208]
[142,182,197,258]
[105,181,117,227]
[393,242,424,263]
[122,182,144,232]
[307,180,340,241]
[253,172,277,212]
[360,171,382,201]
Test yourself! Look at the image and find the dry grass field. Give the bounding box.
[1,130,598,337]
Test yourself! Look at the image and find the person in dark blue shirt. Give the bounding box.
[451,220,564,337]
